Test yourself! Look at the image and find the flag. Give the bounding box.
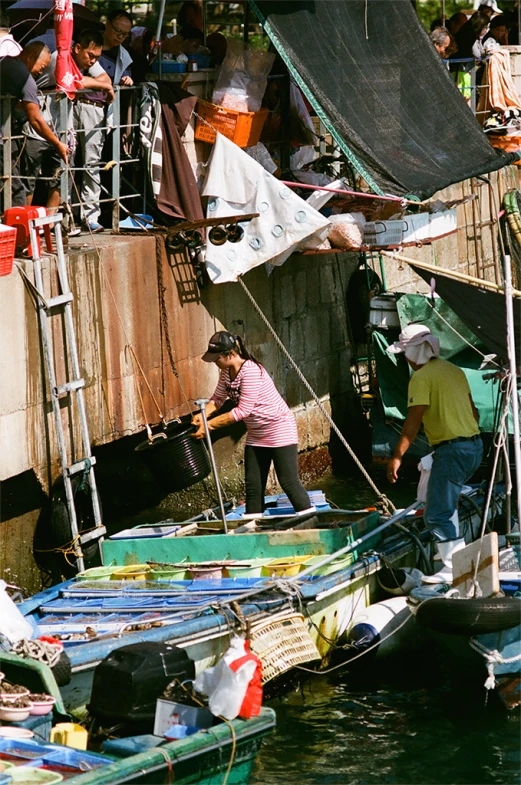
[54,0,83,99]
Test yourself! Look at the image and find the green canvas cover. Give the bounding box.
[373,294,503,434]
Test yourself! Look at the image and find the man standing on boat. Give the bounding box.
[386,324,482,583]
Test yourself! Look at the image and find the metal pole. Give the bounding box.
[288,502,421,583]
[194,398,228,534]
[155,0,166,79]
[503,255,521,525]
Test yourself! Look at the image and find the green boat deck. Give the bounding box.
[102,511,381,568]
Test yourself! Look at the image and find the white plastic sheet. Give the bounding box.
[202,134,330,284]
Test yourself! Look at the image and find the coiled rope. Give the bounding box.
[238,277,396,514]
[469,637,521,691]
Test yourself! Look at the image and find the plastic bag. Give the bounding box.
[0,580,33,645]
[212,40,275,113]
[328,213,366,251]
[193,637,262,720]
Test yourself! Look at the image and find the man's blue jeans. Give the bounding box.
[424,437,483,542]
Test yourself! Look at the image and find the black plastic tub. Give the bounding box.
[135,422,210,493]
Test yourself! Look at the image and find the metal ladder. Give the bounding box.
[28,213,105,572]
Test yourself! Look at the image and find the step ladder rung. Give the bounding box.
[66,457,97,476]
[46,293,74,309]
[80,526,106,545]
[31,214,63,228]
[55,379,85,396]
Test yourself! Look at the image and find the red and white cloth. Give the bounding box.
[210,360,298,447]
[54,0,82,99]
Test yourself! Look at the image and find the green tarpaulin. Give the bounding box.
[373,294,504,434]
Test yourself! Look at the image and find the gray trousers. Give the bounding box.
[73,101,106,223]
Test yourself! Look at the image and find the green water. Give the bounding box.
[249,471,521,785]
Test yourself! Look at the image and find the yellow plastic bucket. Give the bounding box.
[261,556,311,578]
[110,565,150,581]
[50,722,88,750]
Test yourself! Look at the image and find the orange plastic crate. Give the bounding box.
[0,225,17,276]
[194,99,268,147]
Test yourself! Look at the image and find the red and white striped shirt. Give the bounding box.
[210,360,298,448]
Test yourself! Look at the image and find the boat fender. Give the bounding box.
[344,596,411,658]
[378,566,424,596]
[415,596,521,636]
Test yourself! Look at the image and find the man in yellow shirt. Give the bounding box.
[386,324,482,583]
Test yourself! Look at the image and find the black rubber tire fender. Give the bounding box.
[416,596,521,636]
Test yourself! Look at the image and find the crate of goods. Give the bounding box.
[0,224,17,276]
[194,98,268,147]
[363,219,405,248]
[402,212,430,245]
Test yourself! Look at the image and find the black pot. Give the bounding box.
[135,422,211,493]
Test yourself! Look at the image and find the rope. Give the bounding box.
[469,637,521,691]
[11,638,62,668]
[425,299,501,368]
[237,277,396,514]
[294,604,414,674]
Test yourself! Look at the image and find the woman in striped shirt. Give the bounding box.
[192,331,313,518]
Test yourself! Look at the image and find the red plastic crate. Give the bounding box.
[0,225,17,276]
[195,99,268,147]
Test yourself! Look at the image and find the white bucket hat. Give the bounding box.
[386,324,441,365]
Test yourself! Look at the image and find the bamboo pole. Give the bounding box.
[380,251,521,297]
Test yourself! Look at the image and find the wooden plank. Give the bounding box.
[452,533,499,598]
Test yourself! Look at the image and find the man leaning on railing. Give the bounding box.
[19,29,112,221]
[74,8,133,233]
[0,41,68,212]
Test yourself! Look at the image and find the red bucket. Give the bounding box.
[0,225,17,276]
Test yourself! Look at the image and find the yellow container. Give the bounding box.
[50,722,88,750]
[110,564,150,581]
[261,556,311,578]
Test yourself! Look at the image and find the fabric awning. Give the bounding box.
[411,265,521,360]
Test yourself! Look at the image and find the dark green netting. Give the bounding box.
[250,0,516,199]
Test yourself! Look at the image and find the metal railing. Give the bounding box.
[1,84,144,232]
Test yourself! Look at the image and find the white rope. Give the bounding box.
[11,638,62,668]
[425,299,501,368]
[238,277,396,514]
[469,637,521,691]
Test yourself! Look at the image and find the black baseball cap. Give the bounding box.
[202,331,237,362]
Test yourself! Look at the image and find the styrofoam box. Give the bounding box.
[154,700,213,737]
[427,208,457,239]
[402,212,430,244]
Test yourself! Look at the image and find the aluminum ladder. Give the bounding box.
[28,213,105,572]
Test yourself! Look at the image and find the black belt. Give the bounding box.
[435,434,481,449]
[75,97,106,109]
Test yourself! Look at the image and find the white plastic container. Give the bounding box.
[402,213,430,245]
[369,294,400,329]
[363,220,405,247]
[427,208,457,240]
[154,700,213,737]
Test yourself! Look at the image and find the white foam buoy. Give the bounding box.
[343,596,412,659]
